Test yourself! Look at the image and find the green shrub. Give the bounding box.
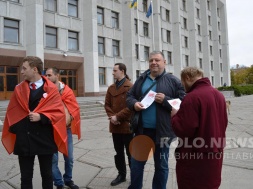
[217,85,253,97]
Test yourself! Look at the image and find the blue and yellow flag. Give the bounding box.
[129,0,137,8]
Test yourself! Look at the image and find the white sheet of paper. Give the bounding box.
[168,98,181,110]
[141,90,157,109]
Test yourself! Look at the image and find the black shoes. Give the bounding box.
[110,174,126,186]
[65,181,79,189]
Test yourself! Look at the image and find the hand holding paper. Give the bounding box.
[168,98,181,110]
[140,90,157,109]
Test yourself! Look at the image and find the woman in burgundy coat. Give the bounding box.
[171,67,228,189]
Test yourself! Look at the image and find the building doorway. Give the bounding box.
[0,66,19,100]
[59,69,77,96]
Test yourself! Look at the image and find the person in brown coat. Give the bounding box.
[104,63,133,186]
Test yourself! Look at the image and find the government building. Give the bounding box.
[0,0,230,99]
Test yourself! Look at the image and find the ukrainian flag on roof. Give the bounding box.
[130,0,137,8]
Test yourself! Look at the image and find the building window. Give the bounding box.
[198,41,202,52]
[199,58,202,68]
[207,0,210,10]
[45,26,57,48]
[166,10,170,22]
[143,0,148,12]
[68,31,78,50]
[167,30,171,43]
[211,61,213,70]
[143,22,149,37]
[4,19,19,43]
[136,70,140,79]
[183,18,187,29]
[221,77,223,86]
[134,19,138,33]
[196,8,200,19]
[218,21,220,30]
[197,24,201,35]
[184,36,188,48]
[217,8,220,17]
[144,46,149,61]
[182,0,186,11]
[99,67,106,85]
[135,44,139,59]
[167,51,172,65]
[97,7,104,25]
[210,46,213,55]
[211,76,214,85]
[220,63,223,71]
[209,30,212,40]
[185,55,189,67]
[98,37,105,55]
[68,0,78,17]
[219,35,221,44]
[111,11,119,29]
[45,0,57,12]
[112,40,120,57]
[8,0,19,2]
[220,49,222,58]
[208,15,211,25]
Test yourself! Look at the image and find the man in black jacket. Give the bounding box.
[126,51,185,189]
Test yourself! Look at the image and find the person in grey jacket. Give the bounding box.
[126,51,185,189]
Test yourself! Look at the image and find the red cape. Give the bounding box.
[1,76,68,156]
[61,84,81,140]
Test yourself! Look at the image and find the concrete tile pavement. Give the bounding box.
[0,95,253,189]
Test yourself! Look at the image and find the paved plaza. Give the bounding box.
[0,95,253,189]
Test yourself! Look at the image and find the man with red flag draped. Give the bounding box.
[1,56,67,189]
[46,67,81,189]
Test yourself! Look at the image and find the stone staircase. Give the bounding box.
[0,100,107,122]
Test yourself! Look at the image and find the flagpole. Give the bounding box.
[151,0,155,51]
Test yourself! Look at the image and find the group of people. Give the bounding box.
[104,51,227,189]
[1,51,228,189]
[1,56,80,189]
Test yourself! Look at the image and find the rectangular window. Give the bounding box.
[97,7,104,25]
[219,35,221,44]
[134,19,138,34]
[112,40,120,57]
[220,63,223,71]
[220,49,222,58]
[46,26,57,48]
[196,8,200,19]
[167,30,171,43]
[167,51,172,65]
[211,76,214,85]
[183,18,187,29]
[209,30,212,40]
[68,31,78,50]
[217,8,220,17]
[199,58,202,68]
[208,15,211,25]
[4,19,19,43]
[184,36,188,48]
[99,67,106,85]
[185,55,189,67]
[143,22,149,37]
[218,21,220,30]
[211,61,213,70]
[207,0,210,10]
[221,77,223,86]
[210,46,213,55]
[197,24,201,35]
[198,41,202,52]
[98,37,105,55]
[68,0,78,17]
[45,0,57,12]
[143,0,148,12]
[136,70,140,79]
[111,11,119,29]
[135,44,139,59]
[166,10,170,22]
[182,0,186,11]
[144,46,149,60]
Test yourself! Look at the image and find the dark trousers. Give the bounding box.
[18,154,53,189]
[112,133,133,176]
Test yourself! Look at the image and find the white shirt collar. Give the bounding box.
[29,78,43,89]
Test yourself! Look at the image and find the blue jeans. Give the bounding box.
[128,129,171,189]
[52,128,74,187]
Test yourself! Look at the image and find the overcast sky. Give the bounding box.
[226,0,253,68]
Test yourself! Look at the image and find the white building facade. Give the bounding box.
[0,0,230,99]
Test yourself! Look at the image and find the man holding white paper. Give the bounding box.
[126,51,185,189]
